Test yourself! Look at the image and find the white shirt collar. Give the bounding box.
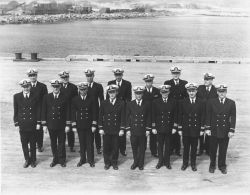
[163,97,168,102]
[23,92,30,98]
[136,99,142,106]
[63,83,68,88]
[174,79,179,85]
[146,87,152,93]
[190,97,196,103]
[206,85,212,91]
[110,98,116,105]
[89,82,93,88]
[53,92,60,98]
[116,79,122,86]
[31,81,37,87]
[219,98,225,104]
[81,95,87,100]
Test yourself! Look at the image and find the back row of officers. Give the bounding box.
[13,66,236,174]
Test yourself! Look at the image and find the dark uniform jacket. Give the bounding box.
[152,98,178,134]
[98,99,126,135]
[71,95,97,130]
[41,93,70,130]
[126,100,151,136]
[31,81,48,104]
[206,98,236,138]
[106,79,132,102]
[178,98,205,137]
[164,79,188,100]
[87,82,104,111]
[143,87,161,104]
[13,91,40,131]
[197,85,218,101]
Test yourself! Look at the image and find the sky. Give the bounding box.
[1,0,250,11]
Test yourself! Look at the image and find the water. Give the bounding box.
[0,16,250,58]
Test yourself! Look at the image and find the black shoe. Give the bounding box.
[90,163,95,168]
[113,164,118,170]
[191,165,197,171]
[156,163,162,169]
[209,167,215,173]
[139,166,144,170]
[130,164,137,170]
[104,164,111,170]
[220,168,227,174]
[120,151,127,156]
[205,151,209,156]
[38,147,44,152]
[50,161,57,167]
[77,159,86,167]
[97,148,102,154]
[70,147,75,152]
[197,150,203,156]
[176,151,181,156]
[152,153,158,158]
[166,164,172,169]
[23,160,29,168]
[181,164,188,171]
[60,162,66,167]
[30,161,37,168]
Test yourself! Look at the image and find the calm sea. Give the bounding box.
[0,16,250,58]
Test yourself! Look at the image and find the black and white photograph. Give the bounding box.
[0,0,250,194]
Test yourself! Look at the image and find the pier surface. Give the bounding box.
[1,58,250,194]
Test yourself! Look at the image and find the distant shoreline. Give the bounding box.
[0,12,159,25]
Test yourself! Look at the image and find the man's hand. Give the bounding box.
[146,131,150,137]
[178,131,182,136]
[152,129,157,135]
[126,131,131,137]
[200,131,204,136]
[228,132,234,138]
[72,128,77,132]
[99,130,105,136]
[119,130,124,136]
[36,124,40,130]
[65,126,70,133]
[43,126,48,134]
[205,130,211,136]
[172,129,177,134]
[91,126,96,133]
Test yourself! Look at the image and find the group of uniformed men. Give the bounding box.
[13,66,236,174]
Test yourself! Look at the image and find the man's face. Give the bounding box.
[108,90,117,99]
[23,85,31,94]
[115,74,123,82]
[52,85,61,94]
[217,90,227,99]
[28,74,37,83]
[188,89,197,99]
[145,81,153,88]
[161,91,170,99]
[79,88,88,96]
[172,73,180,80]
[204,79,213,86]
[135,92,143,100]
[61,76,69,84]
[86,75,94,83]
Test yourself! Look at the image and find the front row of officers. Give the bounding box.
[13,67,236,174]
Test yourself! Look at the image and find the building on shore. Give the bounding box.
[69,6,92,14]
[99,8,111,14]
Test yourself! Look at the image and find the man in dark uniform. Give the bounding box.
[99,85,126,170]
[41,79,71,167]
[126,86,151,170]
[59,71,78,152]
[152,85,178,169]
[106,68,132,156]
[14,79,41,168]
[27,68,48,152]
[205,84,236,174]
[164,66,188,156]
[71,82,97,168]
[142,74,161,157]
[197,73,218,156]
[85,68,104,154]
[178,83,205,172]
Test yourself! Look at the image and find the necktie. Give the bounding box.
[89,83,92,88]
[117,82,120,87]
[175,80,179,85]
[25,94,28,99]
[55,94,58,99]
[163,99,167,103]
[191,99,194,104]
[137,101,140,106]
[220,99,223,104]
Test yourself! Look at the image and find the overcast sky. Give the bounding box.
[1,0,250,10]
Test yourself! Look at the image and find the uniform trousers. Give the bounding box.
[182,136,198,166]
[19,130,36,162]
[103,134,119,165]
[131,135,146,167]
